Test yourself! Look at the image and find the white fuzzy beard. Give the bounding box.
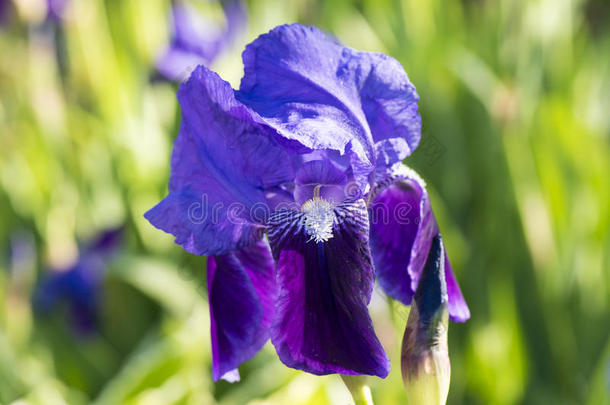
[301,197,336,243]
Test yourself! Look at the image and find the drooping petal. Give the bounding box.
[237,24,421,191]
[369,175,423,304]
[145,66,295,256]
[145,186,263,256]
[266,199,390,377]
[369,164,469,322]
[208,239,277,381]
[234,239,277,336]
[444,252,470,322]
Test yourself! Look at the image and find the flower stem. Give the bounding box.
[340,375,375,405]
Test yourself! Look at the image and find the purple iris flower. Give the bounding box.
[156,0,246,82]
[0,0,6,23]
[46,0,69,21]
[0,0,12,27]
[34,228,122,335]
[145,24,469,382]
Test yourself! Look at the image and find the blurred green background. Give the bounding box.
[0,0,609,404]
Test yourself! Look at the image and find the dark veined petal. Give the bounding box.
[266,199,390,377]
[208,239,277,382]
[369,164,469,322]
[237,23,421,191]
[145,66,295,256]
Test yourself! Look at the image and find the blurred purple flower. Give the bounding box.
[7,231,36,275]
[46,0,69,21]
[156,0,246,82]
[0,0,12,27]
[33,228,123,335]
[146,24,469,382]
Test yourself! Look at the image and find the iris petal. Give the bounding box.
[33,260,103,335]
[237,24,421,191]
[208,239,277,381]
[293,159,348,205]
[267,199,390,377]
[444,251,470,322]
[145,67,294,256]
[370,164,469,322]
[156,1,247,81]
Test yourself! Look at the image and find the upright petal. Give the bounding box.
[208,239,277,381]
[171,3,223,58]
[221,0,247,42]
[145,66,295,256]
[156,47,211,83]
[369,164,469,322]
[156,1,246,82]
[293,159,348,205]
[237,24,421,190]
[46,0,69,20]
[267,199,390,377]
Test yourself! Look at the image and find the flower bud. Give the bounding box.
[401,235,450,405]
